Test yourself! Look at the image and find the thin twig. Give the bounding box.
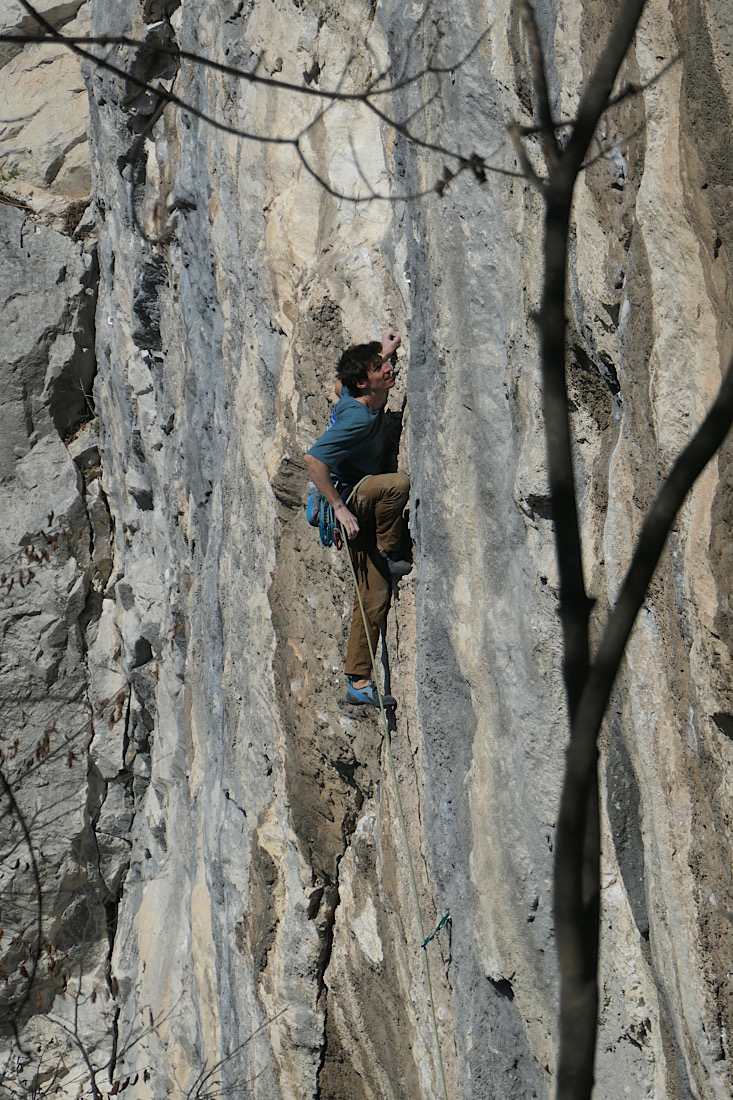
[517,54,680,137]
[6,2,508,206]
[1,768,43,1045]
[2,17,491,100]
[507,121,545,192]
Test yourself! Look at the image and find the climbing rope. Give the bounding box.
[338,491,450,1100]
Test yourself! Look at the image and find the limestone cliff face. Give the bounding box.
[2,0,733,1097]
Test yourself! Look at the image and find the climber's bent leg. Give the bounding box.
[344,534,391,682]
[352,473,410,554]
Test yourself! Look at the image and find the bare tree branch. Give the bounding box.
[0,768,43,1047]
[517,53,680,138]
[565,0,647,174]
[184,1008,286,1100]
[1,25,493,100]
[513,1,733,1096]
[507,121,544,192]
[511,2,663,1096]
[518,0,560,168]
[561,349,733,860]
[1,1,513,207]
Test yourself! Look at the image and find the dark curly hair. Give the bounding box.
[336,341,382,391]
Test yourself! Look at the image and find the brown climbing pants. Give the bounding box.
[344,473,410,680]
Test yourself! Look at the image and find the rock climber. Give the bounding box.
[304,329,411,707]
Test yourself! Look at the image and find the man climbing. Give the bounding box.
[304,329,411,707]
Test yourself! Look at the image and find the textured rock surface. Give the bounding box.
[1,0,733,1097]
[0,0,92,226]
[0,200,115,1077]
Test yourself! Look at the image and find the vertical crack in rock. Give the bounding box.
[64,257,134,1097]
[267,290,424,1093]
[47,244,99,443]
[313,873,342,1099]
[247,840,280,975]
[607,712,649,942]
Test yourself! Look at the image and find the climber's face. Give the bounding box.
[365,354,396,394]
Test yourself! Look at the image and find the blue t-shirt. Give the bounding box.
[306,390,388,486]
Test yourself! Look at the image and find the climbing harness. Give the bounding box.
[317,497,343,550]
[309,476,371,552]
[306,403,344,547]
[338,512,451,1100]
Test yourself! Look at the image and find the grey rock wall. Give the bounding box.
[1,0,733,1097]
[0,200,114,1070]
[0,0,92,226]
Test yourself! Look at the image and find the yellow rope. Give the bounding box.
[338,494,450,1100]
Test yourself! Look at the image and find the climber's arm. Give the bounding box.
[380,328,401,362]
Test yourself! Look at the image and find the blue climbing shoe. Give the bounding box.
[346,679,396,708]
[379,549,412,577]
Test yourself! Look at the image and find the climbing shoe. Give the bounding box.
[379,549,412,577]
[345,679,396,708]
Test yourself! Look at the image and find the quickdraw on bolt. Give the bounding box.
[422,912,450,950]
